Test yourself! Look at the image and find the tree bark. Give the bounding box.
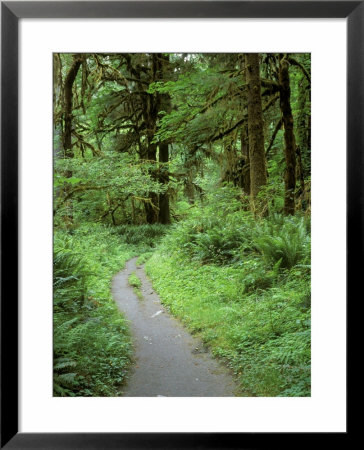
[240,126,251,196]
[245,53,267,215]
[144,141,159,224]
[158,141,170,224]
[157,54,171,224]
[296,78,310,179]
[221,139,238,186]
[295,146,306,209]
[59,54,82,226]
[295,80,308,211]
[63,54,82,159]
[184,167,195,205]
[278,54,296,215]
[143,54,160,224]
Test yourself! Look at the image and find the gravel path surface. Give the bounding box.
[112,257,238,397]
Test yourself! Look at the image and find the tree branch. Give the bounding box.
[265,118,283,156]
[287,56,311,84]
[210,93,279,143]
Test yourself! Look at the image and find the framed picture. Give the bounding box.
[1,1,357,448]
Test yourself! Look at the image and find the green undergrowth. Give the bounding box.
[137,252,154,265]
[53,222,168,396]
[53,224,135,396]
[110,224,170,253]
[128,272,143,299]
[145,209,311,397]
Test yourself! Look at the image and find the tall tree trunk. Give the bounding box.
[144,141,159,224]
[238,55,250,197]
[279,54,296,215]
[158,141,170,224]
[63,54,82,160]
[59,54,82,225]
[143,54,160,224]
[245,53,267,215]
[296,76,311,182]
[240,126,251,196]
[221,139,238,186]
[184,166,195,205]
[158,54,171,224]
[296,83,307,175]
[295,145,306,210]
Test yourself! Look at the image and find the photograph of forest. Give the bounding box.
[53,53,311,397]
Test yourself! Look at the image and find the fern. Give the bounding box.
[253,215,310,269]
[53,225,133,396]
[53,357,77,371]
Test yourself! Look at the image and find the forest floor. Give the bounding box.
[112,257,238,397]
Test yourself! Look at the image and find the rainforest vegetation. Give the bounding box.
[53,53,311,397]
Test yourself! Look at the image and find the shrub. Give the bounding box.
[242,258,280,293]
[145,206,311,397]
[112,224,169,250]
[146,249,311,397]
[53,225,133,396]
[165,208,254,265]
[189,225,246,264]
[253,214,310,269]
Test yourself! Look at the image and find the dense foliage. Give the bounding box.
[53,225,133,396]
[54,53,311,397]
[146,189,310,396]
[53,224,167,396]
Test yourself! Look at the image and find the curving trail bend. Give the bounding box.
[112,257,238,397]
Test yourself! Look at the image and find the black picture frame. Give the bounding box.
[1,1,358,448]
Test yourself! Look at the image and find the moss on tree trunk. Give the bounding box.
[61,54,82,226]
[63,55,82,160]
[245,53,267,215]
[158,141,170,224]
[157,54,172,225]
[279,55,296,216]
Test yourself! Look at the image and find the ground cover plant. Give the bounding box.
[128,272,143,299]
[146,199,311,396]
[53,224,166,396]
[54,225,134,396]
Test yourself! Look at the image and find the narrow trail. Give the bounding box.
[112,257,238,397]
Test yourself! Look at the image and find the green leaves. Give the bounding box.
[53,225,134,396]
[253,214,311,269]
[54,175,83,187]
[54,152,166,226]
[145,200,311,397]
[148,65,244,149]
[128,272,141,289]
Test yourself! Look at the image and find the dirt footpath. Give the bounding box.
[112,257,238,397]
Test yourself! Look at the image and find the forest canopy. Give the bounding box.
[54,53,311,397]
[54,52,310,224]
